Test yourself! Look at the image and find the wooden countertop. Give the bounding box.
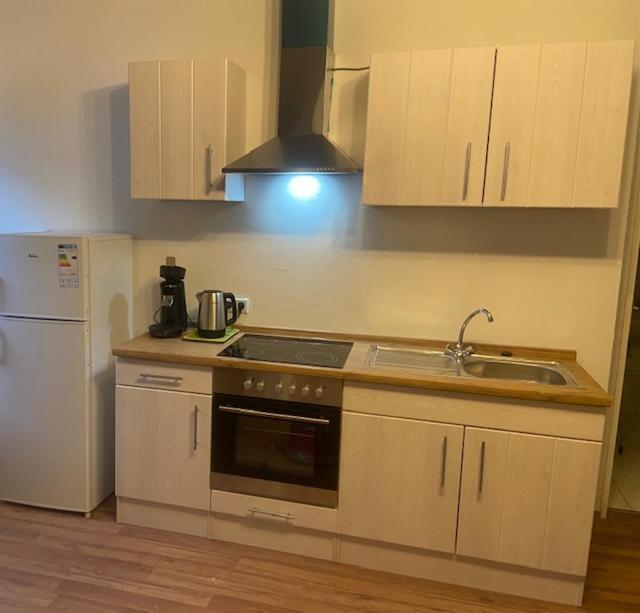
[112,326,611,409]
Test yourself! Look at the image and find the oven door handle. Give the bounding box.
[218,405,331,425]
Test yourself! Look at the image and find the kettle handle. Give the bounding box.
[224,292,238,325]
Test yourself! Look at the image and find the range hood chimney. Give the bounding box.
[222,0,361,176]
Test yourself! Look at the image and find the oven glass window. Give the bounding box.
[213,394,340,493]
[235,416,316,479]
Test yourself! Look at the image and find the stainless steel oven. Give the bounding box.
[211,370,342,508]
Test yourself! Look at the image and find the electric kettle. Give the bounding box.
[196,290,238,338]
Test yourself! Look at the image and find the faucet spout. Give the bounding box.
[445,307,495,361]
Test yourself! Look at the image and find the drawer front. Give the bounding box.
[209,514,335,561]
[116,358,213,394]
[210,490,337,533]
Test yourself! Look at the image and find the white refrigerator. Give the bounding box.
[0,232,132,514]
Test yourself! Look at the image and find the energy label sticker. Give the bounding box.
[57,243,80,289]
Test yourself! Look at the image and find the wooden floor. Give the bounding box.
[0,499,639,612]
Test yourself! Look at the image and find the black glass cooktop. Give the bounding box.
[218,334,353,368]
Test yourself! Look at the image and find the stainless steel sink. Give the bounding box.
[365,345,579,387]
[462,357,575,386]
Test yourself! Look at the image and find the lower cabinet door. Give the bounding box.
[116,385,212,510]
[456,427,601,575]
[337,412,463,553]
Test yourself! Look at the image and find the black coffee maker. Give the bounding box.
[149,257,189,338]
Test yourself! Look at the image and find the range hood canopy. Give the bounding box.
[223,0,361,175]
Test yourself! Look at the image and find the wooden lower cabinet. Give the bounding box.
[115,385,212,511]
[337,412,463,553]
[456,427,601,575]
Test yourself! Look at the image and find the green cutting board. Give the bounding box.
[182,327,240,344]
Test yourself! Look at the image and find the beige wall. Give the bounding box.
[1,0,638,388]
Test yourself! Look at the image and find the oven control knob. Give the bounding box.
[288,384,297,395]
[243,379,253,391]
[274,382,284,394]
[314,386,324,399]
[301,385,310,397]
[256,381,265,392]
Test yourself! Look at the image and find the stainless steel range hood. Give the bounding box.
[223,0,361,176]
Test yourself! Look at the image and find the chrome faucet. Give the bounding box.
[445,308,494,361]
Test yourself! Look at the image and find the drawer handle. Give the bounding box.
[139,373,183,383]
[219,405,330,425]
[248,507,294,521]
[500,141,511,201]
[193,405,199,451]
[440,436,448,489]
[479,441,486,495]
[207,144,215,194]
[462,142,472,200]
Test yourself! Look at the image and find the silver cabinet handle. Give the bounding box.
[218,405,330,425]
[478,441,486,494]
[207,144,215,194]
[248,507,294,520]
[462,142,472,200]
[500,141,511,201]
[440,436,448,489]
[139,373,183,383]
[193,405,199,451]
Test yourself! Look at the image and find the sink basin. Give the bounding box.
[365,346,579,387]
[462,357,575,386]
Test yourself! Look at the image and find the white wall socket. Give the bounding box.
[236,297,251,315]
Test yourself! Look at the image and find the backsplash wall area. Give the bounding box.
[1,0,639,388]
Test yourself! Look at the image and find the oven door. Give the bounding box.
[212,394,340,507]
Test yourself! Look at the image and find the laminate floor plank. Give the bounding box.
[0,500,639,612]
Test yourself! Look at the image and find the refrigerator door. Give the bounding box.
[0,316,91,511]
[0,235,89,319]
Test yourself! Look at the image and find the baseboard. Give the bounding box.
[337,536,585,606]
[117,497,208,537]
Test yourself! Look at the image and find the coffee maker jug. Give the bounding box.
[148,257,188,338]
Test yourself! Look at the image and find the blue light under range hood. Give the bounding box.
[222,0,361,178]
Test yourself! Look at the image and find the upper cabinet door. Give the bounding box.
[401,48,454,204]
[193,59,227,199]
[362,52,411,205]
[484,45,540,205]
[160,60,193,200]
[527,43,588,207]
[129,62,161,199]
[338,412,463,554]
[129,58,245,201]
[487,40,633,207]
[440,47,495,206]
[363,47,495,206]
[573,40,634,208]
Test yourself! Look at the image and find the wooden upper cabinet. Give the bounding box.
[128,58,245,201]
[362,40,633,208]
[526,43,588,206]
[337,412,464,554]
[439,47,495,205]
[489,40,633,208]
[456,427,601,576]
[362,52,411,205]
[484,45,540,205]
[363,47,495,205]
[573,40,635,207]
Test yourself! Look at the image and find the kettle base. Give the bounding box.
[197,328,226,339]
